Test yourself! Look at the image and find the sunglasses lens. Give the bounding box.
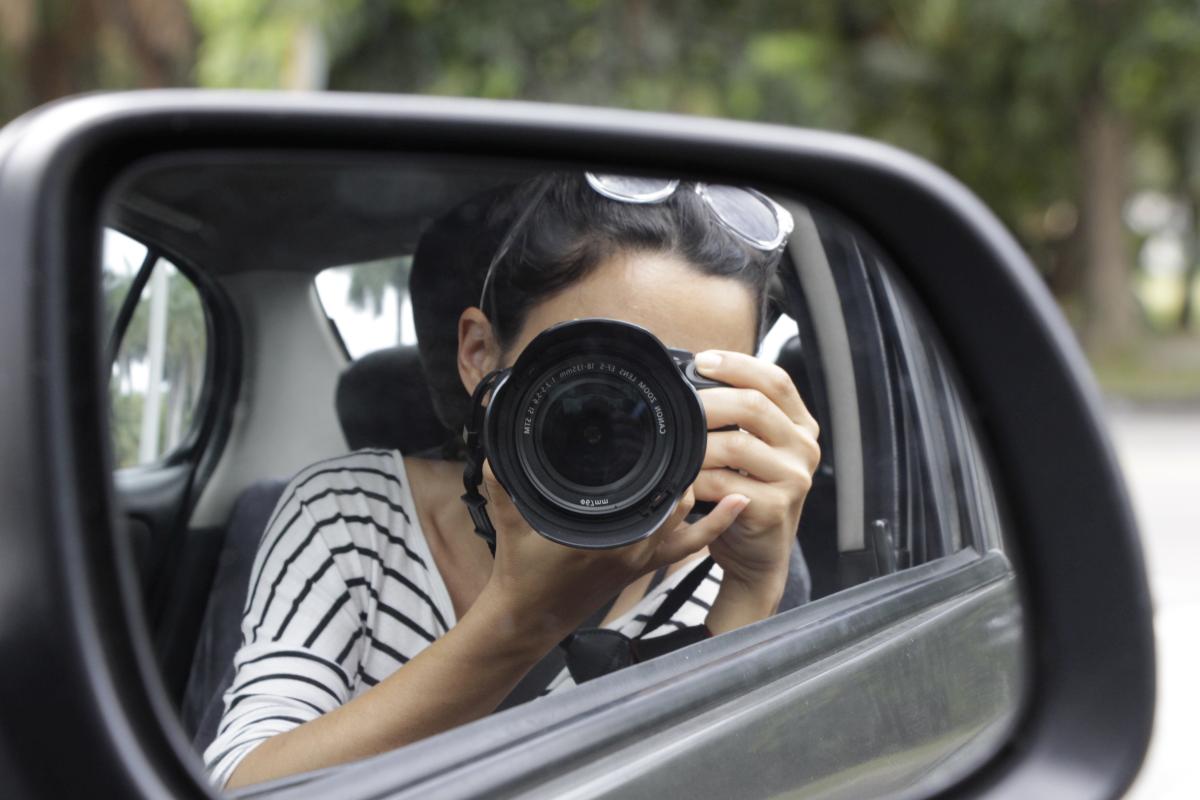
[704,184,784,248]
[586,173,680,203]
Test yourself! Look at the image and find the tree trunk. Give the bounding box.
[1078,91,1138,356]
[1176,119,1200,332]
[2,0,194,123]
[138,264,170,464]
[164,363,187,452]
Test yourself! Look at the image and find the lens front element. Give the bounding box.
[483,318,710,549]
[518,357,670,516]
[538,377,653,490]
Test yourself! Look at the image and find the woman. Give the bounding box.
[206,172,821,789]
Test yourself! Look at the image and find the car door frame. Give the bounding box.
[103,232,244,703]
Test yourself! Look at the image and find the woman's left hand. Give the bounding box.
[690,350,821,629]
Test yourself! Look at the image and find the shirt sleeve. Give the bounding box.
[203,482,366,788]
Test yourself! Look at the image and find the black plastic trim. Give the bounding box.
[106,245,157,363]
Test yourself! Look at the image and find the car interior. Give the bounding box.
[102,151,946,772]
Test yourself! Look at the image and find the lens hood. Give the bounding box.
[480,318,716,549]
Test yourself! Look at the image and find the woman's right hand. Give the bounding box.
[477,462,750,644]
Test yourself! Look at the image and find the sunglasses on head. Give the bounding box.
[584,172,795,252]
[479,172,793,318]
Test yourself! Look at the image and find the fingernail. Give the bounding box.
[730,494,751,514]
[695,351,722,372]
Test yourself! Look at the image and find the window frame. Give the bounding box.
[871,259,1008,557]
[104,230,224,473]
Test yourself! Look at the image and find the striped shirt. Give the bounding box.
[204,449,722,786]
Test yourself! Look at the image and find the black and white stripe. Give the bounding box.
[204,449,722,787]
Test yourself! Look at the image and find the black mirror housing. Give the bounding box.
[0,91,1154,799]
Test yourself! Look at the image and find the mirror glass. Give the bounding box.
[100,153,1025,796]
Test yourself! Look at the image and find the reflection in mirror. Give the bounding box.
[103,231,208,469]
[101,154,1024,795]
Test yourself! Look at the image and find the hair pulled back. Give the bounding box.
[411,172,783,440]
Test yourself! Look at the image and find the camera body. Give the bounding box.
[471,318,721,549]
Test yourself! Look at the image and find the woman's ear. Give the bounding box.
[458,307,502,395]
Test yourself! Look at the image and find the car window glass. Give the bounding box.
[756,313,800,361]
[105,248,209,468]
[873,260,998,560]
[316,257,416,358]
[803,211,1006,584]
[102,228,150,332]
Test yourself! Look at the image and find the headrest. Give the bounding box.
[335,345,456,454]
[774,334,805,377]
[774,334,818,428]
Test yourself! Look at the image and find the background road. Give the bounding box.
[1109,405,1199,800]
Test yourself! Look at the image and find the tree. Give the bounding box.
[106,261,207,467]
[0,0,197,124]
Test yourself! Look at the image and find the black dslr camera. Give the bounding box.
[462,318,722,550]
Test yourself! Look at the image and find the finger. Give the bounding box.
[703,429,793,482]
[695,350,818,434]
[654,485,696,538]
[692,466,811,509]
[655,494,750,565]
[701,387,797,446]
[480,460,530,532]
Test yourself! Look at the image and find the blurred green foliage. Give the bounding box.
[105,261,207,469]
[4,0,1199,369]
[182,0,1200,354]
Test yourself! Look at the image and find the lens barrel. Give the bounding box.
[482,318,714,549]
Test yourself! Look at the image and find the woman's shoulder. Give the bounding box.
[259,449,440,583]
[284,448,409,504]
[267,448,420,554]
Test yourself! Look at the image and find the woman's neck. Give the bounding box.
[404,456,495,620]
[402,455,690,629]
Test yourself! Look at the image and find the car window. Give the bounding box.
[318,257,798,364]
[103,230,209,468]
[98,155,1024,798]
[873,259,1003,561]
[801,209,1005,587]
[315,256,416,359]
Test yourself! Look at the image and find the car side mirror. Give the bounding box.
[0,92,1154,799]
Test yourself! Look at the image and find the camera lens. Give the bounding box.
[537,377,653,490]
[480,318,712,549]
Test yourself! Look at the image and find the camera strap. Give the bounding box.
[460,367,718,691]
[503,557,715,707]
[461,368,507,556]
[560,556,715,684]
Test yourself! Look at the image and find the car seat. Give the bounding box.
[181,344,452,750]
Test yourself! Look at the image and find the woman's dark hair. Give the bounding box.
[410,172,783,440]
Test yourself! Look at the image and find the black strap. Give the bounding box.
[645,564,669,595]
[558,556,715,686]
[638,556,715,638]
[495,592,619,710]
[461,369,506,555]
[503,557,716,701]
